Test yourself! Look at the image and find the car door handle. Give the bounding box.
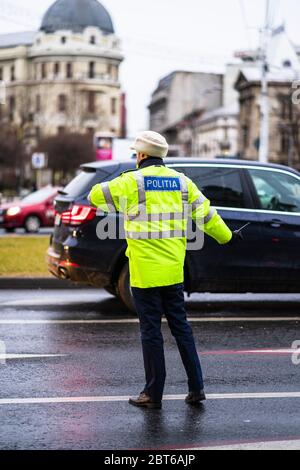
[270,219,282,228]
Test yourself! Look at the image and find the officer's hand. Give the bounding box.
[228,230,244,246]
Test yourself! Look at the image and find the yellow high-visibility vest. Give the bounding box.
[89,164,232,288]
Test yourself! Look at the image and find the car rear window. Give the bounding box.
[22,187,57,204]
[62,169,110,197]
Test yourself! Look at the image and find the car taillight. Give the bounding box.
[60,205,96,226]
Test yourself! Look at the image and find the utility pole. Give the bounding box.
[259,0,272,163]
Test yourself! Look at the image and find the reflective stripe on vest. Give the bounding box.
[124,212,185,222]
[102,182,116,211]
[126,229,186,240]
[204,208,216,225]
[180,174,189,204]
[135,171,146,205]
[190,195,207,213]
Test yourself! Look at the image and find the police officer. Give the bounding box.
[89,131,238,410]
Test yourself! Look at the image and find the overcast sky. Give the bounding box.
[1,0,300,135]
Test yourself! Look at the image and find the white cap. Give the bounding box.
[130,131,169,158]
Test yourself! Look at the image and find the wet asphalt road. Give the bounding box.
[0,289,299,450]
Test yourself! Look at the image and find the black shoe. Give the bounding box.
[129,392,162,409]
[185,390,206,405]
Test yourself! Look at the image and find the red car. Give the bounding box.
[0,186,60,233]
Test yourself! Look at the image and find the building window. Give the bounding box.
[280,95,293,120]
[0,67,3,81]
[41,63,47,79]
[113,65,118,81]
[58,94,67,112]
[242,125,249,149]
[61,36,67,44]
[111,97,117,115]
[54,63,60,76]
[86,127,95,137]
[9,95,15,111]
[89,61,95,79]
[283,60,292,68]
[90,36,96,44]
[58,126,65,135]
[9,95,15,120]
[36,95,41,113]
[10,66,15,81]
[107,64,118,80]
[36,126,41,140]
[107,64,112,76]
[87,91,96,113]
[66,63,73,79]
[281,130,290,154]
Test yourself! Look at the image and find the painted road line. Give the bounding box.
[180,439,300,450]
[189,317,300,323]
[152,435,300,451]
[0,317,299,325]
[0,391,299,406]
[201,348,299,356]
[1,294,300,307]
[0,319,140,324]
[0,354,66,360]
[0,297,108,307]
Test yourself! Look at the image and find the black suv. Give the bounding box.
[48,159,300,310]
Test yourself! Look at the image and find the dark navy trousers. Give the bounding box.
[131,283,204,402]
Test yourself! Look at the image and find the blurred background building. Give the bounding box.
[1,0,300,195]
[235,67,300,168]
[0,0,125,191]
[0,0,124,141]
[148,23,300,169]
[148,71,224,157]
[148,67,240,159]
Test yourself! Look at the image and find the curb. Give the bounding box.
[0,278,93,290]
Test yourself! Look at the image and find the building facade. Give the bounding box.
[148,71,223,147]
[148,69,242,158]
[148,24,300,164]
[0,0,124,151]
[191,103,239,159]
[235,68,300,169]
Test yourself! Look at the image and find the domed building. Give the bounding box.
[41,0,115,34]
[0,0,125,147]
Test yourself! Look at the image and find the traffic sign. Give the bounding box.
[32,153,47,169]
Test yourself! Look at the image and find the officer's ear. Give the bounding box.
[137,152,146,164]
